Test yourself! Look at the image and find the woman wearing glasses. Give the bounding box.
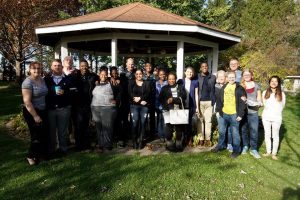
[22,62,48,165]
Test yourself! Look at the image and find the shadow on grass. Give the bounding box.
[282,187,300,200]
[0,128,237,199]
[0,83,22,119]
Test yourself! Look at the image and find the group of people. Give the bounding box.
[21,56,285,165]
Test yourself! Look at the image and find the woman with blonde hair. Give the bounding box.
[22,62,48,165]
[240,69,262,159]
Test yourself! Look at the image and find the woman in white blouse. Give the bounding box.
[262,75,286,160]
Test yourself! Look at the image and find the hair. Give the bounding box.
[226,71,236,77]
[168,71,177,80]
[240,69,254,89]
[216,70,226,79]
[126,57,134,63]
[110,66,118,74]
[135,68,144,74]
[229,57,239,63]
[63,56,73,61]
[79,59,88,65]
[184,66,195,78]
[158,68,166,74]
[200,62,208,67]
[99,68,108,74]
[52,59,61,64]
[28,62,42,76]
[100,66,108,72]
[264,75,282,101]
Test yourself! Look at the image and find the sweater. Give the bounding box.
[262,91,286,123]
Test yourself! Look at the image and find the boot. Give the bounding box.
[175,140,183,152]
[166,140,176,152]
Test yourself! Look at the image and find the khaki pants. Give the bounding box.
[197,101,213,140]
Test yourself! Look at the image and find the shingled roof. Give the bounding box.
[38,2,237,37]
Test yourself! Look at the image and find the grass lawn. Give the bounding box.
[0,82,299,200]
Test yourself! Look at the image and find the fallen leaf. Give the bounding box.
[240,170,247,174]
[70,185,76,189]
[238,183,245,189]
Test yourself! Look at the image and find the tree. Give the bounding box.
[0,0,81,83]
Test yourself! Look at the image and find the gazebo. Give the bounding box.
[35,2,240,78]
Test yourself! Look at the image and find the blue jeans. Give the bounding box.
[130,105,148,145]
[219,113,241,153]
[216,113,227,149]
[156,108,165,139]
[48,106,71,153]
[241,112,259,150]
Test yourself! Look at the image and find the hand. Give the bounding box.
[241,96,247,102]
[57,89,64,95]
[167,98,173,104]
[140,101,147,105]
[195,108,199,114]
[236,116,242,121]
[133,97,141,103]
[111,78,120,86]
[216,112,220,118]
[33,115,42,123]
[110,99,116,104]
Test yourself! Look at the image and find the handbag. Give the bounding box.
[169,97,189,125]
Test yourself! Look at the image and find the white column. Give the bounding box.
[212,45,219,75]
[176,41,184,80]
[54,44,60,59]
[207,52,213,73]
[60,41,68,62]
[111,38,118,66]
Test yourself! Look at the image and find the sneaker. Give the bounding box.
[227,144,233,152]
[272,155,278,160]
[231,152,239,159]
[242,146,249,154]
[262,153,271,157]
[211,147,220,153]
[250,150,261,159]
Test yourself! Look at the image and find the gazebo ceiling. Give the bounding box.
[36,2,241,51]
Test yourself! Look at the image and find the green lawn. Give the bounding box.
[0,82,299,200]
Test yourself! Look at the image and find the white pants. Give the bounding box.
[262,119,282,155]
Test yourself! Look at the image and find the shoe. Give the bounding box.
[211,147,220,153]
[231,152,239,159]
[242,146,249,154]
[250,150,261,159]
[262,153,271,157]
[199,140,204,146]
[26,157,36,166]
[272,155,278,160]
[166,141,176,152]
[204,140,212,147]
[227,144,233,152]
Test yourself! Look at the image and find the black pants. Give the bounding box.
[72,105,91,150]
[119,103,131,142]
[165,123,185,144]
[148,103,156,139]
[23,107,48,159]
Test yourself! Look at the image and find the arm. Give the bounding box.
[195,87,199,113]
[22,89,42,123]
[282,92,286,108]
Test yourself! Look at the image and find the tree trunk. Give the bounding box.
[15,60,22,84]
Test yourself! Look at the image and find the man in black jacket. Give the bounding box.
[212,71,247,158]
[73,59,98,150]
[197,62,216,147]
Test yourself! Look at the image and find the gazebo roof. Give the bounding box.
[35,2,240,52]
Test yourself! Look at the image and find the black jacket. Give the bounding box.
[44,74,72,109]
[198,73,216,105]
[128,80,151,106]
[216,82,247,118]
[159,84,187,111]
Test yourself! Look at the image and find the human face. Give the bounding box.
[185,68,194,79]
[80,62,89,75]
[242,71,252,82]
[229,60,239,71]
[51,61,62,75]
[217,74,226,84]
[168,74,176,86]
[126,59,134,72]
[135,70,143,81]
[29,64,42,78]
[158,70,166,81]
[200,63,208,74]
[227,73,236,84]
[63,57,73,68]
[144,63,152,73]
[111,69,119,79]
[99,70,108,82]
[270,77,279,89]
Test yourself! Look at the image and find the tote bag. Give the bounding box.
[169,97,189,125]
